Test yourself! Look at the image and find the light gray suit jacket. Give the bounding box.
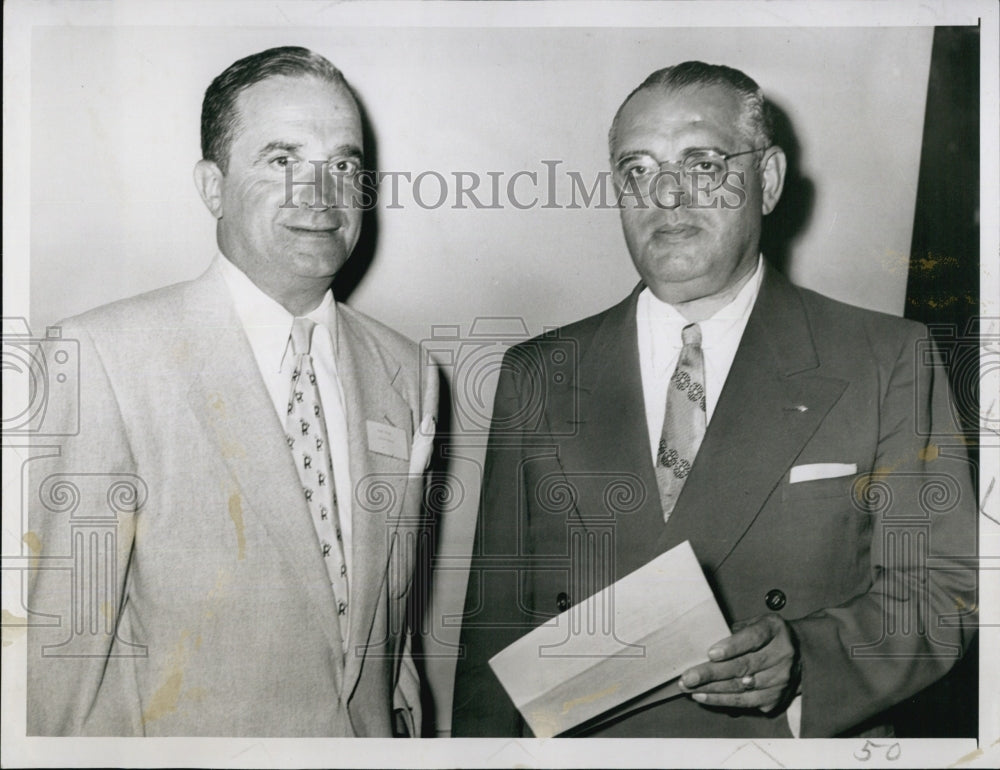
[27,262,436,736]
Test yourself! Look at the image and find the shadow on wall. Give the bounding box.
[760,98,815,277]
[334,87,379,303]
[411,376,455,736]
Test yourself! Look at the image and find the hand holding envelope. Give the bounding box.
[678,613,802,713]
[488,541,732,737]
[670,459,838,717]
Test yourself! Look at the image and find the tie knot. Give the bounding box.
[291,317,316,356]
[681,323,702,347]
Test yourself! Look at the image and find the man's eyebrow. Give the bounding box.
[615,146,729,163]
[256,141,303,160]
[333,143,364,159]
[689,145,728,156]
[615,149,659,162]
[255,141,363,162]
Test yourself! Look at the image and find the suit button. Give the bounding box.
[765,589,786,611]
[556,592,571,612]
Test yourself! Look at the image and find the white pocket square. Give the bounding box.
[789,462,858,484]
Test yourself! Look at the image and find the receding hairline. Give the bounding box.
[224,73,362,151]
[609,79,768,157]
[200,46,360,172]
[231,72,360,115]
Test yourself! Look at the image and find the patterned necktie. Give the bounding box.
[655,322,707,522]
[286,316,350,645]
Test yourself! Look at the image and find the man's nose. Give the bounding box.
[650,168,689,210]
[292,161,345,209]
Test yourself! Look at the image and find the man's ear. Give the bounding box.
[193,159,224,219]
[760,146,786,216]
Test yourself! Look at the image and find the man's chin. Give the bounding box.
[289,249,352,280]
[636,248,703,284]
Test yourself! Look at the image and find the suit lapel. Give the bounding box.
[553,287,664,545]
[182,268,346,693]
[656,267,849,571]
[334,308,413,703]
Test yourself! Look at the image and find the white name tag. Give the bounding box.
[789,462,858,484]
[366,420,409,461]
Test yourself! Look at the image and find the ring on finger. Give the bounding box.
[740,674,756,691]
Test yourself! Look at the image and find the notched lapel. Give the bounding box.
[656,269,849,572]
[335,310,415,701]
[183,283,346,691]
[551,288,663,532]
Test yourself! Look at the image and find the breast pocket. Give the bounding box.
[781,471,860,503]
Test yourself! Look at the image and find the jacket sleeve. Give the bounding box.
[392,358,440,737]
[791,326,978,737]
[450,347,536,737]
[392,630,422,736]
[26,325,143,735]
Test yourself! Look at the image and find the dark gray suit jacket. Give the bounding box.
[452,265,976,737]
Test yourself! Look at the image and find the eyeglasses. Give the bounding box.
[614,147,767,198]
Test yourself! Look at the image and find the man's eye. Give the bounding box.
[686,156,724,175]
[330,158,360,176]
[269,156,295,169]
[622,161,654,179]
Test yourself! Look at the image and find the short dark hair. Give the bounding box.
[609,61,773,160]
[201,46,351,173]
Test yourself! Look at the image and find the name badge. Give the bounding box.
[366,420,409,461]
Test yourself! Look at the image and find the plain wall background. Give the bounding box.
[28,25,934,735]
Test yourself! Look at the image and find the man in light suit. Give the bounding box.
[452,62,976,738]
[27,46,436,736]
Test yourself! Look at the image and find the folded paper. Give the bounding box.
[488,540,729,737]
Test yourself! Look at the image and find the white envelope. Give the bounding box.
[488,540,729,737]
[789,462,857,484]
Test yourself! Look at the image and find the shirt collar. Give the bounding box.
[641,254,764,370]
[214,252,339,373]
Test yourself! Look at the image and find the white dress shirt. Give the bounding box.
[637,255,764,463]
[635,256,803,736]
[216,254,354,582]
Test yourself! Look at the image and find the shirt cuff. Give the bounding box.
[786,694,802,737]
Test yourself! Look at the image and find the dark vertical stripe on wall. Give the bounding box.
[906,25,981,440]
[895,25,980,739]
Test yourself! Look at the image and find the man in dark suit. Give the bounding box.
[451,62,976,738]
[27,46,435,736]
